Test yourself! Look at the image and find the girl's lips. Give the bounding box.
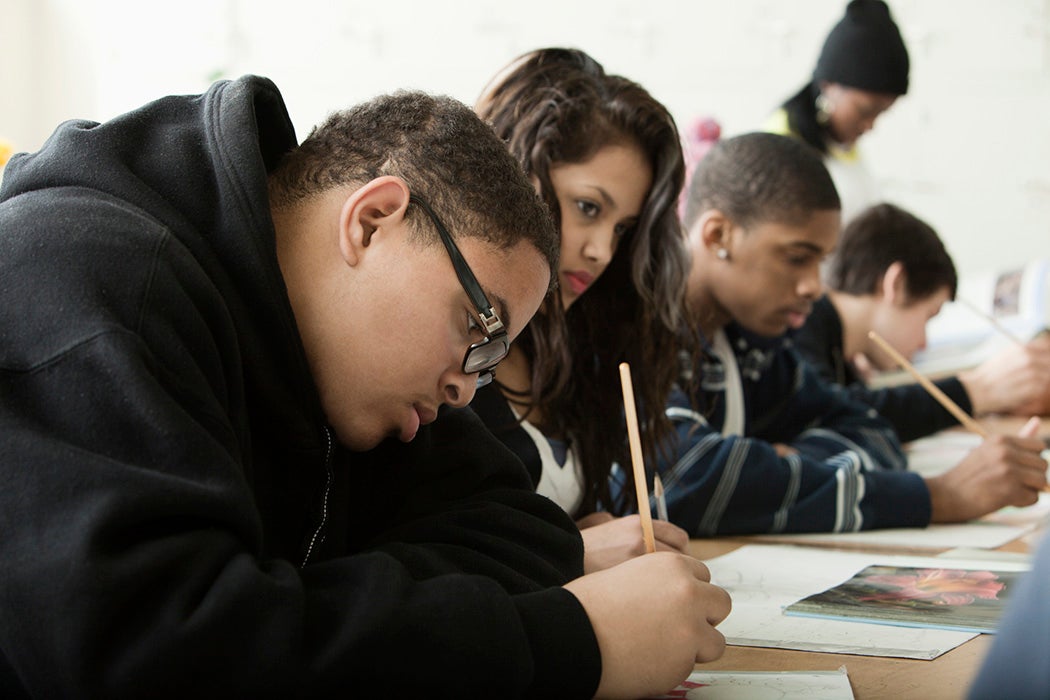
[564,270,594,296]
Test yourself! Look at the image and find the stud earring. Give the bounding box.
[717,248,730,260]
[815,93,833,126]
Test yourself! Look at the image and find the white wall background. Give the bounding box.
[2,0,1049,281]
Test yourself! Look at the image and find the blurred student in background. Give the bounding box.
[795,202,1050,443]
[765,0,909,225]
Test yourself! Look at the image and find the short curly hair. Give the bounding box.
[684,132,840,231]
[268,90,557,285]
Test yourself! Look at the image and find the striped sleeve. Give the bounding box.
[649,379,930,535]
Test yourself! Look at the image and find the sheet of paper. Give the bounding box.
[742,493,1050,552]
[705,544,1031,659]
[937,547,1032,565]
[744,521,1032,552]
[645,667,854,699]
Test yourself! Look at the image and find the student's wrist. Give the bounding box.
[924,475,956,523]
[957,367,990,416]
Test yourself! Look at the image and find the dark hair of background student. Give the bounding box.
[827,202,957,302]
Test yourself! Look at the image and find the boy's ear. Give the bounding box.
[696,209,734,255]
[881,260,907,304]
[338,176,411,267]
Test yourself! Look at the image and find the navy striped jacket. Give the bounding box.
[629,323,931,535]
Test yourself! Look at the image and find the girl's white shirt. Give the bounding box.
[512,407,585,516]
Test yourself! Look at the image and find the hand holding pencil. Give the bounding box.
[576,514,690,573]
[569,363,687,574]
[924,427,1048,523]
[563,361,732,698]
[958,333,1050,417]
[869,331,1050,522]
[949,299,1050,416]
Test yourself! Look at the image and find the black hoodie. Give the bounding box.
[0,75,599,699]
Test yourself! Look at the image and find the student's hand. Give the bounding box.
[925,432,1047,523]
[575,511,615,530]
[959,335,1050,416]
[578,514,690,573]
[772,443,798,457]
[564,552,731,699]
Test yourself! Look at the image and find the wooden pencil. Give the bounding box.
[619,362,656,553]
[867,331,989,437]
[957,297,1025,346]
[654,473,668,522]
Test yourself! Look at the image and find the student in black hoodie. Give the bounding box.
[0,76,730,699]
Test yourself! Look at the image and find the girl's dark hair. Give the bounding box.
[827,202,957,302]
[477,48,691,514]
[781,82,833,155]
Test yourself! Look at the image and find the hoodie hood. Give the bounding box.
[1,75,325,447]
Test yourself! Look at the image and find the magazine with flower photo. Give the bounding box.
[783,565,1021,634]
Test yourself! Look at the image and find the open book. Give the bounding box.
[870,259,1050,387]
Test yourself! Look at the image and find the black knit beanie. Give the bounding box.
[813,0,910,95]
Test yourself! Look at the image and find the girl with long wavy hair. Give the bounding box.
[470,47,695,572]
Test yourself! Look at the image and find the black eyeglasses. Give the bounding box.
[409,194,509,388]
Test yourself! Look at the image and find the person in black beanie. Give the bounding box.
[764,0,910,224]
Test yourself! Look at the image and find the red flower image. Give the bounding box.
[857,568,1005,607]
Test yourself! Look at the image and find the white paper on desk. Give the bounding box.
[646,667,854,699]
[706,544,1031,659]
[746,493,1050,552]
[748,520,1029,551]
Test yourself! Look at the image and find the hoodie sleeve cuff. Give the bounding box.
[513,587,601,699]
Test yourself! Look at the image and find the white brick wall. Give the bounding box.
[3,0,1048,279]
